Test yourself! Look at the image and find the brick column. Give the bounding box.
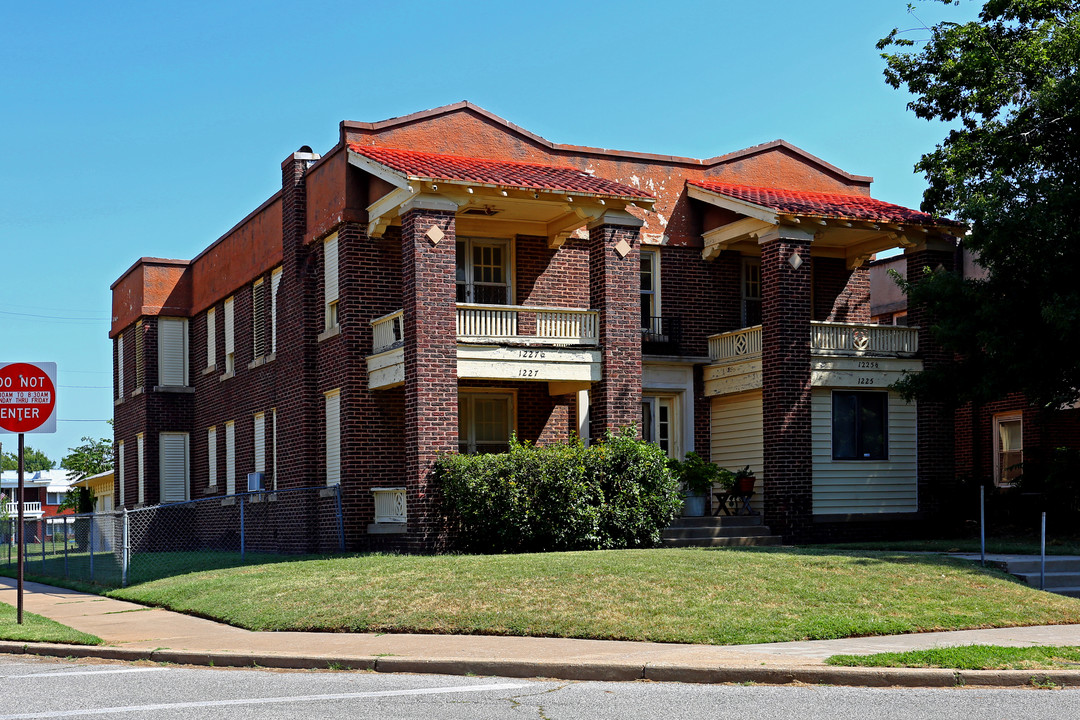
[276,149,320,488]
[905,240,958,519]
[760,229,814,541]
[401,197,459,550]
[587,211,643,439]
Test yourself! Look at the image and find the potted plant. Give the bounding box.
[731,465,756,495]
[669,452,724,516]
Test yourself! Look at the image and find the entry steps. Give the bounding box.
[986,555,1080,598]
[662,515,782,548]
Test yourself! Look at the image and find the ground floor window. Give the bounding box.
[459,391,515,454]
[994,412,1023,486]
[832,391,887,460]
[642,394,679,459]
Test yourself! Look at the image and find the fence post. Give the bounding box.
[240,496,246,561]
[122,509,129,588]
[63,518,68,579]
[89,513,95,584]
[335,483,345,552]
[979,485,986,567]
[1040,511,1047,592]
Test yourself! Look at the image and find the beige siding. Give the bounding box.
[710,391,764,511]
[812,388,917,515]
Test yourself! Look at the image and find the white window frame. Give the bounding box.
[159,432,190,503]
[642,392,680,460]
[254,412,266,474]
[456,237,513,305]
[207,426,217,488]
[224,296,235,375]
[271,407,278,490]
[206,307,216,370]
[742,256,762,327]
[324,233,339,331]
[136,433,145,505]
[271,267,282,354]
[116,333,124,400]
[117,440,125,507]
[994,412,1023,487]
[458,390,516,454]
[325,389,341,486]
[225,420,236,495]
[252,278,266,359]
[640,248,660,332]
[157,317,189,387]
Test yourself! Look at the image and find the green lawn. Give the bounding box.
[109,548,1080,645]
[827,645,1080,670]
[0,601,102,645]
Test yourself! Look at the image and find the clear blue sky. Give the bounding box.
[0,0,979,463]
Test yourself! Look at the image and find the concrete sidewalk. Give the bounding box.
[3,576,1080,687]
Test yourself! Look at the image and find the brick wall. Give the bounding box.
[813,257,870,323]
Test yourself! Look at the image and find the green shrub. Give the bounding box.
[435,428,682,553]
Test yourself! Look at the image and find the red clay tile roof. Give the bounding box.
[348,143,654,201]
[689,180,957,226]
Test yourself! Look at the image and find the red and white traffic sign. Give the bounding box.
[0,362,57,434]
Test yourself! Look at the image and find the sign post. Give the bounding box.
[0,362,57,624]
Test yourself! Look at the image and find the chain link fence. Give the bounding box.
[2,485,344,588]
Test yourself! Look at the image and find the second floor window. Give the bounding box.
[224,296,235,374]
[456,238,510,305]
[157,317,189,387]
[253,278,266,358]
[742,258,762,327]
[640,249,660,334]
[324,233,339,331]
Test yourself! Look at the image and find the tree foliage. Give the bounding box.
[880,1,1080,407]
[0,446,55,472]
[60,436,114,482]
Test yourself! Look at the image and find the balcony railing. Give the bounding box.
[3,502,42,515]
[372,487,407,523]
[642,316,682,355]
[370,309,404,354]
[708,322,919,363]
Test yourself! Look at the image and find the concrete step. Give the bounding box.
[662,535,782,548]
[668,515,763,528]
[1013,572,1080,589]
[998,557,1080,575]
[663,525,774,540]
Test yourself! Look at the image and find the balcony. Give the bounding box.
[3,502,43,517]
[642,316,682,356]
[704,322,922,397]
[368,304,602,389]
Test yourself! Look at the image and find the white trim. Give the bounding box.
[136,433,145,505]
[993,411,1023,487]
[253,412,266,473]
[252,278,266,358]
[117,440,125,507]
[270,267,282,353]
[207,426,217,488]
[325,389,341,486]
[271,408,278,490]
[116,333,124,400]
[206,307,216,370]
[225,421,236,495]
[324,233,339,332]
[642,362,695,457]
[224,296,235,374]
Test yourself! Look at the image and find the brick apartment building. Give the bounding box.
[110,102,962,548]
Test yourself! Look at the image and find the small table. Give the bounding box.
[713,488,757,516]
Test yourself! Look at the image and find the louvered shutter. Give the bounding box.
[136,434,145,504]
[324,234,339,328]
[325,391,340,486]
[254,413,265,473]
[224,297,235,371]
[252,280,265,357]
[206,308,216,369]
[116,334,124,399]
[225,421,236,494]
[118,441,125,507]
[270,268,282,353]
[159,433,189,503]
[158,317,188,386]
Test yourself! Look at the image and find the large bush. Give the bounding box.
[435,428,682,553]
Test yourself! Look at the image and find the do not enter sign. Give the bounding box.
[0,362,57,434]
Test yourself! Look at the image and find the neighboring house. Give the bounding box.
[1,469,78,540]
[72,470,115,513]
[110,102,963,548]
[869,249,1080,491]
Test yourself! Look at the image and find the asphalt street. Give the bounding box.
[0,656,1076,720]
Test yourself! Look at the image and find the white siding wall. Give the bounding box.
[811,389,918,515]
[159,432,189,503]
[710,391,764,511]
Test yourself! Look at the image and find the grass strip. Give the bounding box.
[826,644,1080,670]
[0,601,102,645]
[109,548,1080,645]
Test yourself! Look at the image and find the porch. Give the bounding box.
[3,502,43,519]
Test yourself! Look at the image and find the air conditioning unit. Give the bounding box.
[247,472,265,492]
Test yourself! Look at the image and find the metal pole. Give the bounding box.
[17,433,25,624]
[335,483,345,552]
[239,496,245,561]
[979,485,986,567]
[1040,511,1047,591]
[121,509,129,587]
[64,518,68,578]
[89,512,95,583]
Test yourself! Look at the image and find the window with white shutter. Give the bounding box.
[272,408,278,489]
[271,267,282,353]
[206,308,216,369]
[225,421,236,495]
[207,427,217,487]
[254,412,265,474]
[116,333,124,400]
[135,321,145,390]
[224,296,235,374]
[324,234,339,331]
[118,440,125,507]
[253,279,266,358]
[136,433,145,505]
[325,389,341,486]
[157,317,189,387]
[159,432,190,503]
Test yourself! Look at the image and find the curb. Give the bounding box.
[1,642,1077,688]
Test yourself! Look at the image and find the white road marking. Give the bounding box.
[0,682,529,719]
[16,668,167,678]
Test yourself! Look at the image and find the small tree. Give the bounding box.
[1,446,55,472]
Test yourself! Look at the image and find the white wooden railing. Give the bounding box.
[370,309,404,354]
[457,304,598,345]
[3,502,42,515]
[708,325,762,363]
[810,322,919,357]
[372,487,406,523]
[708,322,919,363]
